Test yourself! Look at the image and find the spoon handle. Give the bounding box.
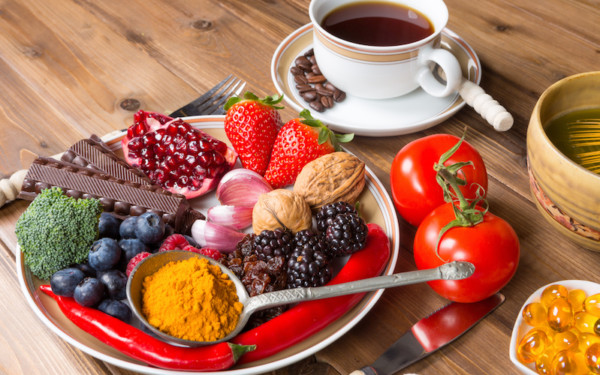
[245,261,474,314]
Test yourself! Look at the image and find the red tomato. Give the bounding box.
[390,134,488,226]
[414,203,519,303]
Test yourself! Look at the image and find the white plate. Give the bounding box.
[509,280,600,374]
[271,24,482,137]
[17,115,400,374]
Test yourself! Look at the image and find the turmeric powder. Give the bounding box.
[141,256,243,342]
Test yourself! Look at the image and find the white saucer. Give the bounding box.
[271,24,481,137]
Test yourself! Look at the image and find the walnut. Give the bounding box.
[252,189,312,234]
[293,152,365,211]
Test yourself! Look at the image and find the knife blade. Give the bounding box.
[350,293,505,375]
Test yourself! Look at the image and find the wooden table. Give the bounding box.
[0,0,599,374]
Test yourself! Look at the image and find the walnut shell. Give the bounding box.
[252,189,312,234]
[293,152,366,211]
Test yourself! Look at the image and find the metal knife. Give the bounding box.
[350,293,505,375]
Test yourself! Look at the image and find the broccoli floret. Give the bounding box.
[16,187,102,280]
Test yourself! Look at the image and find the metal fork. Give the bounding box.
[169,75,246,117]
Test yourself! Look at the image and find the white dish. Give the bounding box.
[17,115,400,374]
[271,24,481,137]
[509,279,600,374]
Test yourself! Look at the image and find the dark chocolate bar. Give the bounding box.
[61,135,151,185]
[18,157,203,234]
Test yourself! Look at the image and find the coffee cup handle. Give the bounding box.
[417,47,462,98]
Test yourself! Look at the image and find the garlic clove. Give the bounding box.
[216,168,272,206]
[207,205,253,230]
[191,220,246,253]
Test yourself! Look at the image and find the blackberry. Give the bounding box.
[287,230,333,288]
[253,228,294,262]
[325,213,368,257]
[316,201,358,233]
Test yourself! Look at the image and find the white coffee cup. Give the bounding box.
[309,0,462,99]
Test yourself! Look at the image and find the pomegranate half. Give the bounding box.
[122,110,238,199]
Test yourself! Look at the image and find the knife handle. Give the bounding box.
[349,367,378,375]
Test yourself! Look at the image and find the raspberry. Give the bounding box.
[126,251,152,277]
[192,246,223,261]
[158,234,189,252]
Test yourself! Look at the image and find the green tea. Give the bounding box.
[544,107,600,174]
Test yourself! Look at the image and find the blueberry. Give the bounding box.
[135,212,165,244]
[98,212,122,239]
[98,299,132,322]
[99,270,128,300]
[118,238,150,262]
[73,277,105,307]
[89,238,122,271]
[119,216,139,239]
[50,268,85,297]
[72,263,97,277]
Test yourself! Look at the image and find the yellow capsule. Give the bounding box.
[541,284,569,307]
[517,328,551,364]
[552,349,588,375]
[575,311,600,334]
[586,342,600,374]
[548,298,574,332]
[578,332,600,353]
[535,351,555,375]
[523,302,548,327]
[585,294,600,317]
[554,330,579,352]
[569,289,587,313]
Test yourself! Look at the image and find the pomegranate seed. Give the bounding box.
[162,134,173,145]
[141,158,157,170]
[179,164,191,175]
[185,154,197,166]
[140,147,152,159]
[164,155,176,169]
[187,132,199,141]
[142,133,156,147]
[154,143,167,157]
[193,165,206,178]
[190,176,203,189]
[167,143,176,155]
[164,179,175,189]
[198,152,213,167]
[198,139,211,150]
[188,140,199,153]
[177,122,191,134]
[166,123,178,136]
[128,138,143,152]
[177,175,189,187]
[173,152,184,163]
[154,169,167,184]
[213,152,225,165]
[175,139,187,152]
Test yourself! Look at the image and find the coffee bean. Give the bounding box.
[301,90,318,102]
[309,100,325,112]
[296,84,313,93]
[307,74,326,84]
[295,56,312,71]
[333,89,346,102]
[324,82,336,91]
[290,66,303,75]
[294,74,308,85]
[315,83,333,96]
[304,48,314,57]
[311,64,321,75]
[320,95,334,109]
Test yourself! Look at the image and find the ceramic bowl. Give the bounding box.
[509,280,600,374]
[526,71,600,251]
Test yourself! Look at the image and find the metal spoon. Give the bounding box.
[127,250,474,347]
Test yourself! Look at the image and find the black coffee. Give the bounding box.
[321,1,434,47]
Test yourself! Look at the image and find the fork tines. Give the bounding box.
[169,75,246,118]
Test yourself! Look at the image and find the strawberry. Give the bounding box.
[224,92,284,175]
[264,109,353,188]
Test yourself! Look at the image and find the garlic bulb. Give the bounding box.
[216,168,272,206]
[191,220,246,253]
[206,205,253,230]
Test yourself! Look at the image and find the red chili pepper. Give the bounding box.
[232,222,390,363]
[39,284,254,371]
